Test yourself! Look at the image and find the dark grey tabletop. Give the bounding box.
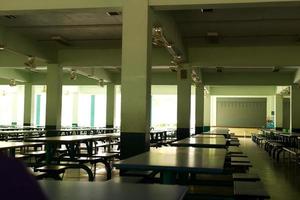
[25,134,119,143]
[171,137,227,148]
[114,147,226,174]
[192,134,225,138]
[39,181,188,200]
[0,141,44,149]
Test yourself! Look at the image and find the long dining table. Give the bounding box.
[39,180,188,200]
[114,147,227,184]
[25,134,120,181]
[171,135,227,148]
[0,141,44,157]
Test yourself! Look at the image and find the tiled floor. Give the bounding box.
[240,138,300,200]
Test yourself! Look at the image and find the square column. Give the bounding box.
[291,85,300,132]
[177,69,191,140]
[106,83,115,128]
[45,64,63,134]
[23,83,32,126]
[275,94,283,130]
[120,0,152,159]
[195,85,204,134]
[204,94,211,132]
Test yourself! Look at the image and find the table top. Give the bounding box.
[0,130,46,134]
[171,137,227,148]
[192,134,225,138]
[25,133,120,143]
[0,141,44,149]
[39,181,188,200]
[114,147,226,174]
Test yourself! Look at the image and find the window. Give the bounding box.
[0,85,24,126]
[151,85,177,129]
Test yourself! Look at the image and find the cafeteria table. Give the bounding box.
[171,136,227,148]
[114,147,226,184]
[25,134,120,181]
[0,141,44,157]
[40,180,188,200]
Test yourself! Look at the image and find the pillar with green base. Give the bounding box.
[23,83,32,126]
[177,68,191,140]
[195,85,204,134]
[275,94,283,131]
[106,83,115,128]
[204,94,211,132]
[291,85,300,133]
[45,64,63,164]
[45,64,63,134]
[120,0,152,159]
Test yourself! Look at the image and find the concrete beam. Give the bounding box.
[0,0,122,12]
[0,68,31,82]
[152,12,186,61]
[294,68,300,84]
[150,0,300,9]
[189,45,300,67]
[1,25,55,63]
[74,68,112,82]
[203,72,294,85]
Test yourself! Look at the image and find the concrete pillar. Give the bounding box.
[23,83,32,126]
[45,64,63,134]
[204,94,211,132]
[106,83,115,128]
[120,0,152,159]
[275,94,283,130]
[291,85,300,132]
[195,85,204,134]
[177,69,191,139]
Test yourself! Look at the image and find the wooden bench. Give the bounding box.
[227,147,243,155]
[35,165,67,180]
[232,173,260,182]
[229,154,248,158]
[121,170,157,178]
[281,147,300,163]
[109,176,143,184]
[31,171,47,180]
[187,185,233,199]
[229,162,252,173]
[234,181,270,199]
[231,157,251,163]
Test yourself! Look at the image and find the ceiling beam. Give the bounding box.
[294,68,300,84]
[189,45,300,67]
[73,68,112,82]
[150,0,300,10]
[0,25,55,63]
[0,0,122,12]
[152,12,187,62]
[0,68,31,82]
[203,71,294,85]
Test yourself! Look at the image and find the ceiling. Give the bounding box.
[171,6,300,42]
[1,5,300,75]
[0,10,122,41]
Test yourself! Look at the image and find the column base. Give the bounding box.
[292,128,300,133]
[23,123,32,126]
[106,125,114,128]
[177,128,190,140]
[45,125,59,136]
[195,126,204,134]
[120,132,150,159]
[203,126,211,132]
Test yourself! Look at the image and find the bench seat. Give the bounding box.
[234,181,270,199]
[233,173,260,182]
